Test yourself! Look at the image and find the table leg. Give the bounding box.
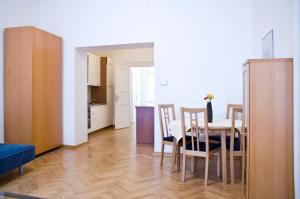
[221,130,227,184]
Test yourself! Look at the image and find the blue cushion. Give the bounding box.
[226,137,240,151]
[0,144,35,175]
[209,135,241,151]
[186,142,220,152]
[163,136,174,142]
[209,135,221,142]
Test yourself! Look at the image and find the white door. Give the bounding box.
[115,65,130,129]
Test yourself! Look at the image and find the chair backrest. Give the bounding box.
[158,104,176,139]
[230,107,244,152]
[180,107,209,153]
[226,104,243,119]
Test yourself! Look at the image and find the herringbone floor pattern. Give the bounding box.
[0,127,243,199]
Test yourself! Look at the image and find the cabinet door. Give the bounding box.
[247,60,293,199]
[100,104,113,128]
[90,105,101,131]
[87,53,100,86]
[33,28,62,154]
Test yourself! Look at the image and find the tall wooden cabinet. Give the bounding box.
[4,26,62,155]
[243,59,294,199]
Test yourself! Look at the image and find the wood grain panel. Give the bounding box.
[244,59,294,199]
[4,27,34,144]
[32,28,62,154]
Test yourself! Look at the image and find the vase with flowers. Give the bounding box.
[204,93,214,123]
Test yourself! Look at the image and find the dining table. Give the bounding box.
[169,118,243,184]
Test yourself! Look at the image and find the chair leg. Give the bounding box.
[191,156,195,173]
[182,154,186,182]
[217,152,221,178]
[230,151,235,184]
[204,155,209,186]
[171,141,177,171]
[18,166,23,176]
[242,153,245,185]
[177,146,181,171]
[160,142,165,167]
[242,135,246,185]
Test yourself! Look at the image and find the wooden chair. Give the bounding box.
[158,104,178,171]
[210,103,245,184]
[181,107,221,186]
[226,104,243,119]
[228,107,246,184]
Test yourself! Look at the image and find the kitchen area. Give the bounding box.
[87,53,115,133]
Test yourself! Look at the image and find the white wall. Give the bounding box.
[36,0,252,148]
[0,0,41,143]
[252,0,294,57]
[74,49,88,145]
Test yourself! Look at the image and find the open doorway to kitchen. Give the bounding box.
[75,42,154,144]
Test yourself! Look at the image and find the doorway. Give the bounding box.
[74,43,154,145]
[130,67,155,123]
[114,63,154,129]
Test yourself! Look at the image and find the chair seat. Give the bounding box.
[163,135,193,143]
[178,135,193,144]
[227,137,240,151]
[186,141,220,152]
[209,135,241,151]
[163,136,175,142]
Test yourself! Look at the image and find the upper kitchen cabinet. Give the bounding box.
[87,53,101,86]
[91,57,114,104]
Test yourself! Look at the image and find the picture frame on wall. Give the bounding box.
[262,29,274,58]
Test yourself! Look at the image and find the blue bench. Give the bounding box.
[0,144,35,176]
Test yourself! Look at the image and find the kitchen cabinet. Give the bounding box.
[87,53,100,86]
[87,57,114,134]
[91,57,114,103]
[89,105,101,132]
[88,103,114,133]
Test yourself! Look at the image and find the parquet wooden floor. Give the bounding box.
[0,127,243,199]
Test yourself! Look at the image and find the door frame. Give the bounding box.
[114,61,154,128]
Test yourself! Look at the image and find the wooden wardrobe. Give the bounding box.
[243,59,294,199]
[4,26,62,155]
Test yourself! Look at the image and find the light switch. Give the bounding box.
[160,81,168,86]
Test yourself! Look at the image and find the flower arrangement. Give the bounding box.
[204,93,214,123]
[204,93,215,101]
